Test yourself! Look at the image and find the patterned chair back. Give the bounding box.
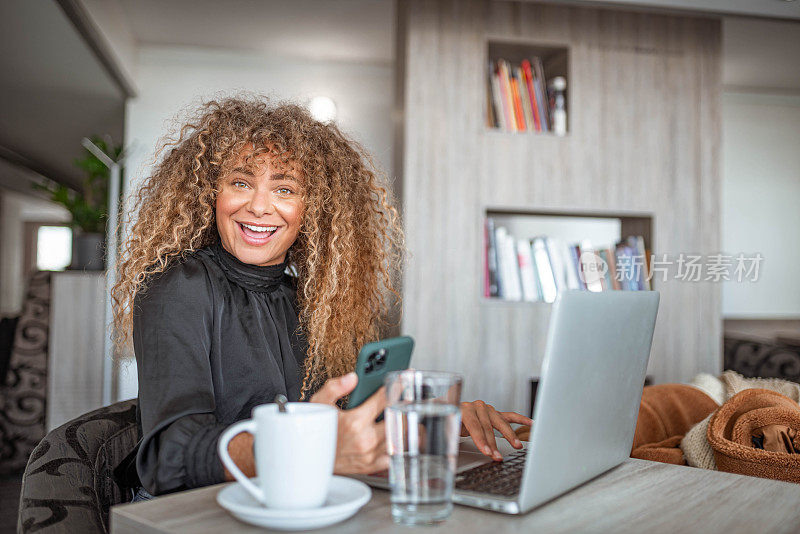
[0,271,51,475]
[17,399,139,534]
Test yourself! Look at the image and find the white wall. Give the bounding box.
[124,46,394,199]
[722,92,800,318]
[118,45,395,400]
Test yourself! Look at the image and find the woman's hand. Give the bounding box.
[310,373,389,475]
[460,400,533,461]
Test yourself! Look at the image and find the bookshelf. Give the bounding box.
[398,0,722,414]
[485,40,569,135]
[483,208,654,302]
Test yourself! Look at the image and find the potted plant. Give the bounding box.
[36,136,122,270]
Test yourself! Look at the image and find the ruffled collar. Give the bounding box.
[212,241,289,293]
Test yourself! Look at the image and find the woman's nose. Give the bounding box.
[246,190,274,217]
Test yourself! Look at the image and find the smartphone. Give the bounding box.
[346,336,414,413]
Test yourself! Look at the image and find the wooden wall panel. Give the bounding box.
[400,0,721,412]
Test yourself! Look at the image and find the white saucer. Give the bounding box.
[216,476,372,531]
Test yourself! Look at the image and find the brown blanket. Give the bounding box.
[630,384,718,464]
[513,384,719,462]
[708,388,800,483]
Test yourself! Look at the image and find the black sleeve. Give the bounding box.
[133,258,227,495]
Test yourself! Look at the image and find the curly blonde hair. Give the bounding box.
[112,95,403,397]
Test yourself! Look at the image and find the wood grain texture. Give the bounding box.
[399,0,722,413]
[111,459,800,534]
[46,272,106,431]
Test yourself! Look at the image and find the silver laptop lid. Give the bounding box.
[518,290,659,512]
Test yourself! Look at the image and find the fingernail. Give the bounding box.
[515,439,522,447]
[493,451,503,461]
[482,446,492,455]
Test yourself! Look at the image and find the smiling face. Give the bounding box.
[215,152,304,266]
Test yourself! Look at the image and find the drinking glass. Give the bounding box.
[384,370,463,525]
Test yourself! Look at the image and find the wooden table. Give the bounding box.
[111,459,800,533]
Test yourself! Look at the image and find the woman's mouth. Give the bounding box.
[238,222,279,245]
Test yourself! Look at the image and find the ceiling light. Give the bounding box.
[309,96,337,123]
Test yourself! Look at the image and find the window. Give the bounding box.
[36,226,72,271]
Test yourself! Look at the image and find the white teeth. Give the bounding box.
[242,224,277,233]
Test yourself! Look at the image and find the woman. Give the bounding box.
[113,96,531,497]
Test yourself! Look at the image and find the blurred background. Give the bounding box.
[0,0,798,529]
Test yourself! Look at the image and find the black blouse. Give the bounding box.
[132,241,308,495]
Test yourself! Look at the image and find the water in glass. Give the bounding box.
[385,402,461,525]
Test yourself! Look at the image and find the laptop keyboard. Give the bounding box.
[454,449,527,496]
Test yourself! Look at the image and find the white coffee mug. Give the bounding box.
[218,402,338,509]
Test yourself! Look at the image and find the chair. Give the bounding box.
[0,271,51,476]
[17,399,139,533]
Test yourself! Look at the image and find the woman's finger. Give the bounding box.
[310,373,358,405]
[461,409,491,456]
[500,411,533,426]
[355,386,387,420]
[474,403,501,460]
[489,409,523,448]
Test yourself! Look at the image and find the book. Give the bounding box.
[628,235,650,290]
[598,250,614,291]
[545,237,567,292]
[510,70,526,131]
[614,245,637,291]
[495,226,522,300]
[532,57,550,131]
[517,240,539,302]
[516,66,535,131]
[490,62,508,131]
[485,218,501,297]
[521,59,541,132]
[569,244,585,290]
[531,237,558,303]
[579,240,604,292]
[486,60,498,129]
[498,60,518,132]
[483,221,490,297]
[604,247,621,290]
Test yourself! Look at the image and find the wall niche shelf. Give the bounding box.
[484,208,654,304]
[485,39,569,136]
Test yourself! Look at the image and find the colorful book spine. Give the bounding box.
[483,221,490,297]
[490,62,507,131]
[498,60,518,132]
[486,60,498,128]
[516,66,534,131]
[532,57,550,131]
[615,245,636,291]
[510,71,526,131]
[521,59,541,132]
[569,244,585,290]
[485,218,501,297]
[605,247,621,290]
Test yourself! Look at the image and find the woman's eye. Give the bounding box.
[276,187,294,195]
[232,180,249,189]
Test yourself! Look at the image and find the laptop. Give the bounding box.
[357,290,660,514]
